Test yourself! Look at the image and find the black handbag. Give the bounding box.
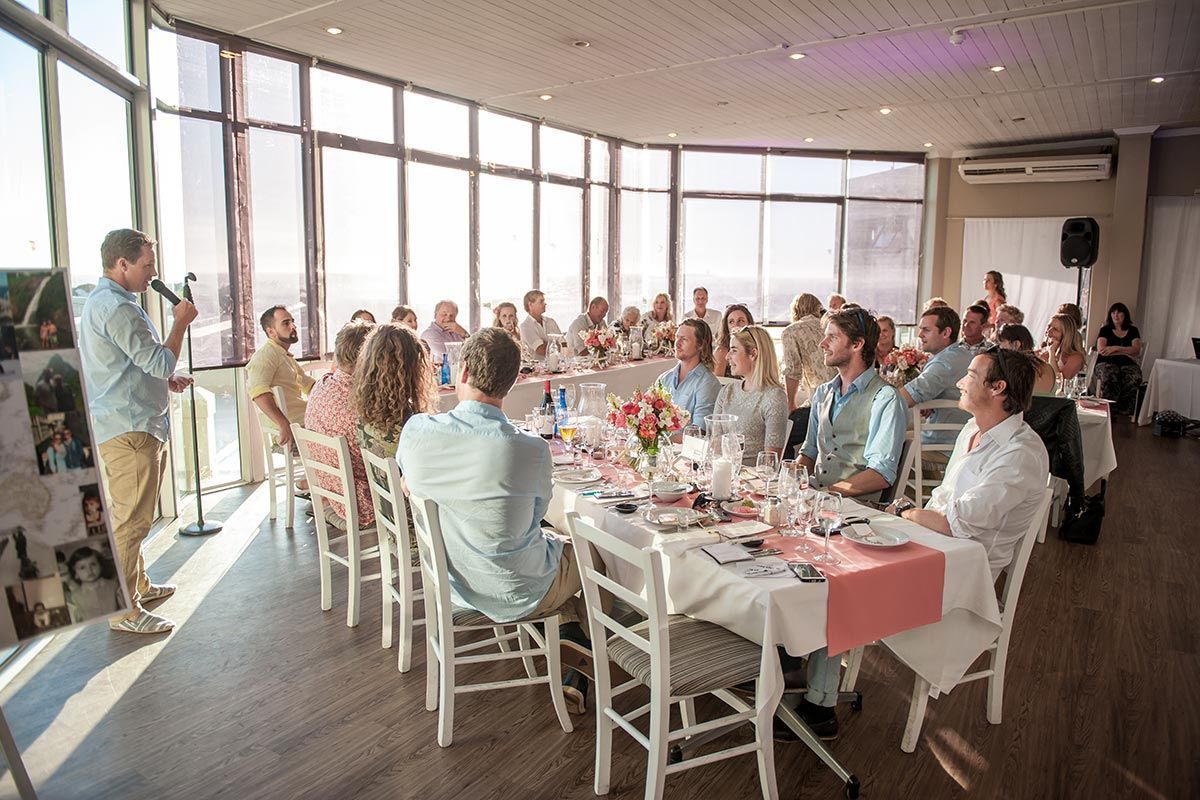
[1059,483,1106,544]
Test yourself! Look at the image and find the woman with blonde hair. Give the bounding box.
[781,293,835,411]
[713,303,754,378]
[354,323,437,460]
[391,304,418,330]
[713,325,789,463]
[641,292,674,326]
[1039,312,1086,381]
[491,302,523,347]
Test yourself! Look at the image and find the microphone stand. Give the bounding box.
[178,273,222,537]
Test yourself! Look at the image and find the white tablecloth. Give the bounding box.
[1138,358,1200,425]
[1077,406,1118,488]
[545,489,1002,694]
[436,357,674,417]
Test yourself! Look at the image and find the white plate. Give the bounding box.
[721,500,760,518]
[841,524,910,548]
[553,468,603,485]
[551,452,575,466]
[641,506,706,530]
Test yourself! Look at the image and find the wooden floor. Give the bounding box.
[1,422,1197,799]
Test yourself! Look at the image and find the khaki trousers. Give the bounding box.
[98,432,167,614]
[530,544,587,625]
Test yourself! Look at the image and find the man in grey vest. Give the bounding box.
[798,307,907,503]
[781,308,906,741]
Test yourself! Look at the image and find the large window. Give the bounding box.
[312,69,393,143]
[589,186,609,302]
[407,162,469,328]
[479,174,532,313]
[57,62,134,299]
[0,30,52,270]
[541,126,584,179]
[155,114,234,367]
[621,146,669,189]
[247,129,308,350]
[243,52,301,126]
[620,191,669,312]
[170,368,243,493]
[148,27,221,111]
[321,148,400,335]
[479,110,531,168]
[683,152,762,193]
[540,182,583,317]
[844,201,921,322]
[404,91,469,158]
[764,202,840,321]
[67,0,128,70]
[681,199,760,314]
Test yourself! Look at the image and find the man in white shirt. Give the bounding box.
[682,286,721,332]
[566,296,609,355]
[519,290,561,358]
[891,349,1050,581]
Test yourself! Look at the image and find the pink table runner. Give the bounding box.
[768,531,945,655]
[565,457,947,656]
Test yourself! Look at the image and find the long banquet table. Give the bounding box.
[544,466,1004,790]
[436,357,674,416]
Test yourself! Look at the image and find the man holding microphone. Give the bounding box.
[80,229,198,634]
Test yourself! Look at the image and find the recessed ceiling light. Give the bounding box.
[803,137,814,143]
[923,142,933,148]
[788,52,806,60]
[1150,76,1165,83]
[539,94,553,101]
[325,26,343,35]
[573,40,591,48]
[989,65,1005,72]
[667,132,678,138]
[879,107,892,115]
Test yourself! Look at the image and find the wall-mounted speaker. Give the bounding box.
[1061,217,1099,267]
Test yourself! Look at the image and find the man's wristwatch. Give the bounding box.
[892,498,915,517]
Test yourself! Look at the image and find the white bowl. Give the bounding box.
[649,481,692,502]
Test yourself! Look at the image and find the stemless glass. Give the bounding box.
[812,491,842,566]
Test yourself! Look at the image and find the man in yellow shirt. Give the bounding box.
[246,305,315,452]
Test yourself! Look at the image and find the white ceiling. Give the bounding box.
[158,0,1200,154]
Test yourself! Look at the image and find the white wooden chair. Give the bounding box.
[1083,348,1100,394]
[252,386,302,528]
[846,487,1053,753]
[291,424,380,628]
[408,493,573,748]
[361,449,424,673]
[567,512,777,800]
[905,400,970,507]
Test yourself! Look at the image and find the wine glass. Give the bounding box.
[755,451,780,487]
[558,411,580,466]
[565,383,579,412]
[812,491,842,566]
[793,487,817,554]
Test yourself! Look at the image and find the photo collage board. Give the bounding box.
[0,270,130,645]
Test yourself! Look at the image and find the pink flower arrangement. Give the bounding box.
[882,344,929,385]
[607,383,689,452]
[580,327,617,357]
[648,321,676,354]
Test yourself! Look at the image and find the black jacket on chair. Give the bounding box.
[1025,397,1085,502]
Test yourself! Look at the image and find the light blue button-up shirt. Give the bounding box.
[657,362,721,430]
[79,277,177,444]
[904,340,973,444]
[398,400,560,623]
[800,369,907,484]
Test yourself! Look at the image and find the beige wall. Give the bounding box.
[1147,133,1200,196]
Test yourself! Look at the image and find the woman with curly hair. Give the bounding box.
[354,323,437,462]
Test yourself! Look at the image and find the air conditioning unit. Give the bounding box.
[958,154,1112,184]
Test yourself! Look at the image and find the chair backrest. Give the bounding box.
[291,423,361,532]
[251,385,289,442]
[911,400,970,456]
[1084,348,1100,393]
[566,513,672,692]
[782,418,794,458]
[407,493,458,639]
[361,448,413,563]
[996,486,1053,635]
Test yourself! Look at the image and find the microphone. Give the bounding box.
[150,278,182,306]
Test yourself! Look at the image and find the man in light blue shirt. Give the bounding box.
[900,306,973,444]
[80,229,197,635]
[399,327,581,627]
[657,319,721,430]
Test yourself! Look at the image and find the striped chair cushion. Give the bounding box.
[451,606,560,628]
[606,615,761,697]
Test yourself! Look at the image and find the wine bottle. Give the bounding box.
[539,380,555,439]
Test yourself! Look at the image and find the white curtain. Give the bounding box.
[1139,196,1200,374]
[961,218,1079,341]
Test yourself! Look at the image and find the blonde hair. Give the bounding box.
[491,302,518,329]
[334,320,374,369]
[1049,313,1085,360]
[353,324,435,437]
[997,303,1024,324]
[522,290,544,312]
[730,325,782,392]
[647,292,673,322]
[789,293,823,322]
